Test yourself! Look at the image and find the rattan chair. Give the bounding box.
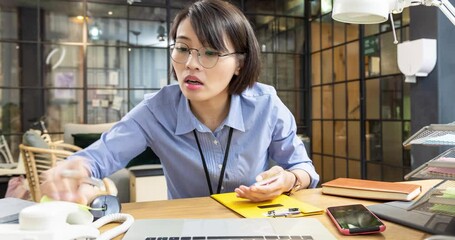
[19,142,82,202]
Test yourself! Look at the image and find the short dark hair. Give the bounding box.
[170,0,261,95]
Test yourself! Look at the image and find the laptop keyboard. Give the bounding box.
[145,236,314,240]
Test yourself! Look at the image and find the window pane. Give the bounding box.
[129,6,168,47]
[245,0,275,14]
[87,89,127,123]
[0,42,20,87]
[321,15,332,49]
[348,159,361,179]
[334,120,346,157]
[312,86,321,119]
[333,21,345,46]
[322,85,333,119]
[0,4,20,40]
[311,52,321,86]
[251,15,274,53]
[383,165,403,181]
[312,120,322,154]
[347,81,360,119]
[333,45,345,82]
[381,32,401,75]
[403,84,411,120]
[381,76,402,120]
[130,47,168,88]
[366,120,382,162]
[45,45,84,88]
[403,8,410,25]
[333,83,346,119]
[310,0,321,17]
[276,17,291,52]
[364,36,380,77]
[278,91,301,122]
[346,41,359,80]
[43,0,84,42]
[335,158,347,178]
[87,46,128,88]
[321,0,332,14]
[382,121,403,166]
[130,89,159,107]
[346,24,358,41]
[322,156,334,183]
[366,162,382,180]
[311,20,321,51]
[348,121,360,159]
[277,54,300,89]
[45,89,83,133]
[323,120,333,155]
[0,89,21,134]
[321,49,333,84]
[366,78,380,119]
[281,0,304,17]
[260,53,275,85]
[364,23,379,37]
[312,154,322,179]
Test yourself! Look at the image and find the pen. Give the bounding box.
[60,169,105,190]
[254,172,282,186]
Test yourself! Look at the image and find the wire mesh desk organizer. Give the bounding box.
[403,122,455,217]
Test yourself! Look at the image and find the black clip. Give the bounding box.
[266,208,300,217]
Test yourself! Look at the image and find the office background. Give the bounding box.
[0,0,454,185]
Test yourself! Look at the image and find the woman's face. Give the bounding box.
[172,18,240,104]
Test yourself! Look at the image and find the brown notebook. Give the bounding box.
[321,178,422,201]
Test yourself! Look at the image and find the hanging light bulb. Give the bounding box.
[157,24,166,42]
[89,24,102,40]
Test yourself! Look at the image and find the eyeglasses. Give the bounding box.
[169,42,244,69]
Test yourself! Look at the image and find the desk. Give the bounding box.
[106,179,441,240]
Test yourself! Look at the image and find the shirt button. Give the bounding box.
[213,140,218,145]
[218,164,222,169]
[221,186,224,190]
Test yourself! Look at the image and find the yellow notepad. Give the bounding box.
[211,192,324,218]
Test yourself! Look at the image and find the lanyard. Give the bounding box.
[193,127,234,195]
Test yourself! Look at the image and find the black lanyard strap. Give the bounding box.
[193,127,234,195]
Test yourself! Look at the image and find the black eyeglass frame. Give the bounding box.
[169,43,245,69]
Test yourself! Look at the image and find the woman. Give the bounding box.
[41,0,319,204]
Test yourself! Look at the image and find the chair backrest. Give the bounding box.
[0,134,14,164]
[63,122,117,145]
[19,143,76,202]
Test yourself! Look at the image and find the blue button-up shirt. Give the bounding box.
[70,83,319,199]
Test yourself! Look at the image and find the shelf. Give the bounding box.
[409,180,455,218]
[405,147,455,180]
[403,122,455,147]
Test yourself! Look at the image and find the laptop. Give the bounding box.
[122,218,336,240]
[367,201,455,236]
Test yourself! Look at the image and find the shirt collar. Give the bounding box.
[175,93,245,135]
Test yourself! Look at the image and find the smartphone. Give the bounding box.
[326,204,386,235]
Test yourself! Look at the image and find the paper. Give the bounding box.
[424,134,455,144]
[108,71,119,85]
[101,99,109,108]
[111,96,123,111]
[92,99,101,107]
[211,192,323,218]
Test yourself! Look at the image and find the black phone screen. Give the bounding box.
[327,204,383,231]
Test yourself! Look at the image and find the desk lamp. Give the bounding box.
[332,0,453,83]
[332,0,455,26]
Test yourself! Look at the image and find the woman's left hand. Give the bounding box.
[234,166,295,202]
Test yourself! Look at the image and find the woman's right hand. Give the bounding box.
[40,157,97,204]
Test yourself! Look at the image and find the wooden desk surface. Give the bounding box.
[105,179,442,240]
